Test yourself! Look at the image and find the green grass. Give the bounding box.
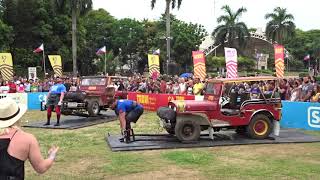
[104,153,150,175]
[162,150,213,166]
[19,111,320,180]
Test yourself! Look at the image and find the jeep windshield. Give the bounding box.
[81,78,106,86]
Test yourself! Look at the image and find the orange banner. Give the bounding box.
[192,51,206,80]
[274,45,284,78]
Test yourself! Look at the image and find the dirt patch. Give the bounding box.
[108,165,204,180]
[216,155,257,166]
[61,157,106,175]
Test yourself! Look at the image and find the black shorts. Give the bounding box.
[47,94,61,106]
[126,106,144,124]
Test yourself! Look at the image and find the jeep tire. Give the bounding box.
[157,107,176,122]
[165,127,175,135]
[247,114,272,139]
[88,100,100,116]
[175,119,200,143]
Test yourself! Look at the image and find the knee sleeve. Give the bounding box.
[47,106,53,116]
[55,106,61,115]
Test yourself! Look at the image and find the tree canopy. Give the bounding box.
[265,7,295,44]
[212,5,250,48]
[0,1,207,76]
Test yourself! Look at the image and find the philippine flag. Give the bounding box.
[96,46,106,55]
[304,54,310,61]
[153,49,160,55]
[33,44,44,53]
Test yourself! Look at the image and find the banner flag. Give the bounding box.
[274,45,285,78]
[96,46,106,55]
[148,54,160,79]
[48,55,63,77]
[33,43,44,53]
[224,48,238,78]
[192,51,206,80]
[0,53,14,81]
[153,49,160,55]
[304,54,310,61]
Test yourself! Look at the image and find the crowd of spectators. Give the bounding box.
[0,77,78,93]
[119,74,206,96]
[224,76,320,103]
[118,74,320,102]
[1,74,320,103]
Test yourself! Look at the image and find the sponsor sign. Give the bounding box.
[28,67,37,80]
[280,101,320,130]
[128,92,195,111]
[27,92,48,110]
[0,93,28,107]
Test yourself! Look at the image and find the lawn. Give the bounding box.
[20,111,320,180]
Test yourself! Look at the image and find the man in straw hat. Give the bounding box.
[0,97,59,179]
[44,77,66,126]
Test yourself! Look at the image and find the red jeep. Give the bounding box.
[61,76,127,116]
[157,76,282,142]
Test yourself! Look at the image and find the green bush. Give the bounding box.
[315,76,320,82]
[259,69,273,74]
[299,72,309,78]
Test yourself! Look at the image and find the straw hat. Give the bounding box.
[0,97,27,128]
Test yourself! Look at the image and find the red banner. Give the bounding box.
[128,92,195,111]
[274,44,285,78]
[192,51,206,80]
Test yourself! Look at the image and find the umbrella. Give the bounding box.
[180,73,193,78]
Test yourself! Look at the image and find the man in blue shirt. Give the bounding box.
[44,77,66,126]
[110,99,144,142]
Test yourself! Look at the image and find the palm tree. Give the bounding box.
[151,0,182,74]
[212,5,250,48]
[265,7,295,44]
[55,0,92,76]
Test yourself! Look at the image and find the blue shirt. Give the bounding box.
[50,83,66,94]
[116,100,142,114]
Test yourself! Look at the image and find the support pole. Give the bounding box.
[165,0,170,75]
[104,52,107,75]
[42,47,46,77]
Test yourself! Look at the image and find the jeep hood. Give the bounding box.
[170,100,217,112]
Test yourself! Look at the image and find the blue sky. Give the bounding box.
[93,0,319,33]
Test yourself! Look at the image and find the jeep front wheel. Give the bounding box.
[247,114,272,139]
[165,127,175,135]
[175,120,200,143]
[88,101,100,116]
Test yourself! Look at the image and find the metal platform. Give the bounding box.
[24,111,117,129]
[106,129,320,151]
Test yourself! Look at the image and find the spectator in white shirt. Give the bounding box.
[179,78,187,95]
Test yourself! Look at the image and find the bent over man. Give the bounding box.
[110,99,144,142]
[44,78,66,126]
